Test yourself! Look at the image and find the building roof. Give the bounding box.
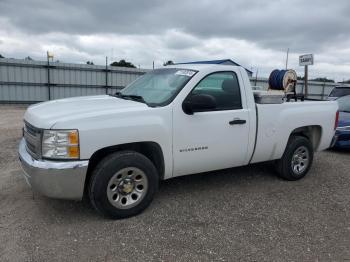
[175,59,253,75]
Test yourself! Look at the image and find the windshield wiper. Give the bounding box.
[111,92,148,105]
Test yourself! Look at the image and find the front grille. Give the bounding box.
[23,121,42,159]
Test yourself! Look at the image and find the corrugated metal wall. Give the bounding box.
[250,77,338,100]
[0,58,340,103]
[0,58,147,103]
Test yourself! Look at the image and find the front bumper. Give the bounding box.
[18,138,89,200]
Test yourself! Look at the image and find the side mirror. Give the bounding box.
[182,94,217,115]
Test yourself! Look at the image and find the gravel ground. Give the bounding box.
[0,104,349,262]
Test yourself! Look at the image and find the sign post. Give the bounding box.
[299,54,314,97]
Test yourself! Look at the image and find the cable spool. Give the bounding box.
[268,69,297,93]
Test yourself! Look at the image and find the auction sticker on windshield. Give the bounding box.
[175,70,196,77]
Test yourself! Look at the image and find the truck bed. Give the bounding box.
[250,100,338,163]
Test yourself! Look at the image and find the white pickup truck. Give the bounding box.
[19,65,338,218]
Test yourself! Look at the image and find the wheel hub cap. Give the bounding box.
[118,178,134,194]
[291,146,309,175]
[106,167,148,209]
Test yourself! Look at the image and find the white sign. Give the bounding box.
[175,70,196,77]
[299,54,314,66]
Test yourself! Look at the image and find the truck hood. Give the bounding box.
[24,95,148,129]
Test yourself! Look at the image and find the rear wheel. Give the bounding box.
[89,151,158,219]
[275,136,314,181]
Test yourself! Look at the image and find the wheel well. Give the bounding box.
[290,125,322,150]
[84,142,165,195]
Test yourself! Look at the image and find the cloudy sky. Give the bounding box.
[1,0,350,80]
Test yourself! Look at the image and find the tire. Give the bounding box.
[89,151,158,219]
[275,135,314,181]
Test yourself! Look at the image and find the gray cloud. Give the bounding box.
[1,0,350,51]
[0,0,350,80]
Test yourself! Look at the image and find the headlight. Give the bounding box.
[42,130,79,159]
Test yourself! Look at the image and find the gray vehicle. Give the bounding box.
[327,86,350,100]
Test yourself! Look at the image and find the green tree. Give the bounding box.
[0,54,4,58]
[110,59,136,68]
[163,60,174,66]
[310,77,334,83]
[86,61,94,65]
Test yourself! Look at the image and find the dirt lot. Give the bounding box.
[0,104,349,261]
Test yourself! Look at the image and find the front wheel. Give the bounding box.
[275,136,314,181]
[89,151,158,219]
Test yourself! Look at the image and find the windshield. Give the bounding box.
[329,87,350,97]
[337,95,350,112]
[120,68,197,106]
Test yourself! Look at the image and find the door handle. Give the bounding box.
[229,119,246,125]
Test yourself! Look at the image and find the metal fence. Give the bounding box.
[0,58,147,103]
[0,58,342,103]
[250,77,340,100]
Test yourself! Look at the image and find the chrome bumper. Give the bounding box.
[18,138,89,200]
[330,135,338,148]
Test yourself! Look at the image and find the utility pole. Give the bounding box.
[46,51,53,100]
[321,80,326,100]
[105,56,108,94]
[285,48,289,69]
[152,61,154,69]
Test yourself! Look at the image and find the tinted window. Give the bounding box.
[337,95,350,112]
[191,72,242,110]
[329,87,350,97]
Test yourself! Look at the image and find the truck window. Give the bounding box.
[192,72,242,110]
[121,68,197,106]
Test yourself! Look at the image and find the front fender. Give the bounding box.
[52,106,173,178]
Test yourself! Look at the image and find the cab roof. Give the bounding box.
[163,64,243,72]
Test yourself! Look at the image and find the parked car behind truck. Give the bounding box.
[19,65,338,219]
[327,86,350,100]
[333,95,350,149]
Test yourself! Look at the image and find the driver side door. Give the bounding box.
[172,71,250,176]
